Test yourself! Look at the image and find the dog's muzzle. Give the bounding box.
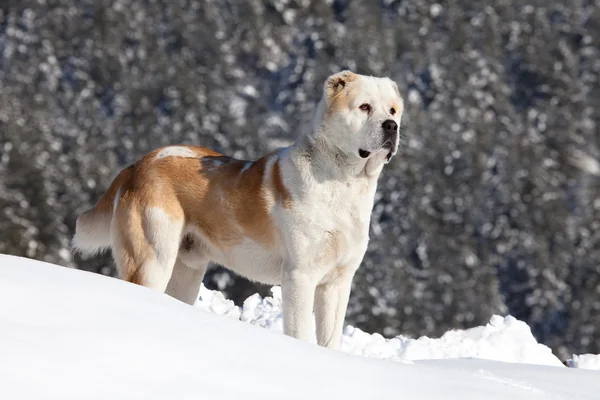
[381,119,399,161]
[359,120,399,160]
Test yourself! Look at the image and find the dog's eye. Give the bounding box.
[390,108,396,115]
[359,104,371,112]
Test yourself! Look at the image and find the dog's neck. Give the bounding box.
[290,127,385,184]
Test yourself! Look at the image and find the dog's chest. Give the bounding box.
[322,184,371,228]
[301,180,375,266]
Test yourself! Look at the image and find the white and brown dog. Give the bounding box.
[72,70,403,349]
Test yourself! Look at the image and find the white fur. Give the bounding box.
[143,207,184,290]
[270,74,402,348]
[165,259,208,305]
[318,75,403,159]
[154,146,197,160]
[71,187,120,256]
[272,147,377,348]
[71,211,111,255]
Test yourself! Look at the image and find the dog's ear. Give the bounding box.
[388,78,401,98]
[324,70,357,100]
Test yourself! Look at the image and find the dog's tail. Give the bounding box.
[71,167,132,256]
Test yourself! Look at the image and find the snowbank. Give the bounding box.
[197,285,564,367]
[1,254,598,400]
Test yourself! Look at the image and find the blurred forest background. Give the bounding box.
[1,0,599,360]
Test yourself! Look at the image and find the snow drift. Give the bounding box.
[197,285,565,367]
[0,254,598,400]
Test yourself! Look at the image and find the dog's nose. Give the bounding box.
[382,120,398,135]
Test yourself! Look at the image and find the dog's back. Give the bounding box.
[72,144,290,287]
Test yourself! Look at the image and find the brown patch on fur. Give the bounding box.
[111,193,156,285]
[144,148,273,240]
[128,267,145,286]
[326,78,361,117]
[82,144,290,285]
[272,160,292,209]
[90,166,133,215]
[229,155,277,247]
[392,98,404,116]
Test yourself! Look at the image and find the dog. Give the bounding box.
[72,70,403,349]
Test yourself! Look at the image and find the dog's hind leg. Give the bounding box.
[111,199,184,293]
[165,259,208,305]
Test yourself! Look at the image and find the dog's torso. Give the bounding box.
[141,145,376,287]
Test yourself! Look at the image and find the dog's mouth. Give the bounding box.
[358,149,371,158]
[382,139,398,162]
[382,140,393,149]
[359,139,397,161]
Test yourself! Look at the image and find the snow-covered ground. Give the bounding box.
[198,286,565,367]
[1,253,598,400]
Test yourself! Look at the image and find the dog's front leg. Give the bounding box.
[281,270,316,343]
[314,268,356,349]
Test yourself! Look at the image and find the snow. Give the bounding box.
[0,254,598,400]
[199,285,563,367]
[568,354,600,370]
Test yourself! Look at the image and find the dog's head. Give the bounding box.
[318,70,404,163]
